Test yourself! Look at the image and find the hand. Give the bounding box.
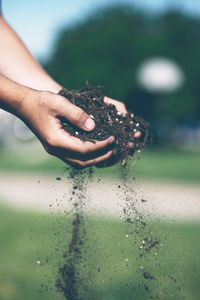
[93,96,142,168]
[20,90,115,167]
[104,96,141,139]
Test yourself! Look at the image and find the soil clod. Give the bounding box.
[59,85,149,164]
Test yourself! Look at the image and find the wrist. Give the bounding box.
[16,87,39,121]
[0,75,27,114]
[0,75,38,120]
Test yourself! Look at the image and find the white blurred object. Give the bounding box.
[13,118,34,141]
[0,109,34,143]
[137,57,185,93]
[0,109,11,116]
[0,109,13,143]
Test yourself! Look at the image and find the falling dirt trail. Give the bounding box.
[0,173,200,221]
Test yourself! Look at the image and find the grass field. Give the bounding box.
[0,204,200,300]
[1,144,200,299]
[0,145,200,183]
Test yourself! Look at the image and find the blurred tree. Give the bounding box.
[45,5,200,142]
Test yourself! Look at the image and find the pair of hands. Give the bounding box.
[22,90,140,168]
[0,15,140,164]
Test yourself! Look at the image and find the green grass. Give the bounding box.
[0,204,200,300]
[133,148,200,182]
[0,146,200,183]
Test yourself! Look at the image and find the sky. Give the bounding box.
[2,0,200,61]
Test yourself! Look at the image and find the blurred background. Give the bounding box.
[1,0,200,175]
[0,0,200,300]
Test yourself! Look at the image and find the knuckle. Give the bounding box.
[79,145,90,155]
[39,91,52,106]
[98,140,107,148]
[73,108,86,124]
[50,98,60,112]
[118,101,125,108]
[46,135,57,148]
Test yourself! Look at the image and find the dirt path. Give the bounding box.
[0,173,200,221]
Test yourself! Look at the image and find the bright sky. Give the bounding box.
[2,0,200,61]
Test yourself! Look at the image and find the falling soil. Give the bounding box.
[118,165,158,295]
[54,86,178,300]
[56,168,93,300]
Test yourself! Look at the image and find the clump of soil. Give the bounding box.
[59,85,149,163]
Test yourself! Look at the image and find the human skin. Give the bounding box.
[0,16,140,167]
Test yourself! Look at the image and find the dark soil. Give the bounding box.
[59,85,149,163]
[55,166,168,300]
[54,86,178,300]
[56,168,93,300]
[54,86,158,300]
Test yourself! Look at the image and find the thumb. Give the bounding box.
[57,96,95,131]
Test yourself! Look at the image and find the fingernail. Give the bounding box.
[134,131,141,138]
[108,136,115,144]
[84,118,95,130]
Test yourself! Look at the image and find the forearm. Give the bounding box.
[0,74,34,118]
[0,16,61,93]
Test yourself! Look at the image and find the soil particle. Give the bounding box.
[141,198,147,203]
[143,272,154,280]
[117,165,164,297]
[55,163,180,300]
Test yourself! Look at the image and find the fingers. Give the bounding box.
[104,97,142,137]
[46,127,115,156]
[104,96,127,115]
[56,96,95,131]
[67,135,115,155]
[128,131,142,149]
[62,149,114,168]
[104,96,141,142]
